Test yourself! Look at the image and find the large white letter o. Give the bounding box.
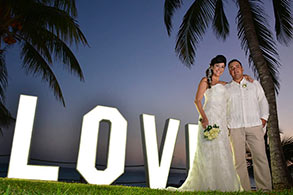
[77,105,127,185]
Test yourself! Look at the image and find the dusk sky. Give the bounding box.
[1,1,293,168]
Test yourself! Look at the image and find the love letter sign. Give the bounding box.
[7,95,199,189]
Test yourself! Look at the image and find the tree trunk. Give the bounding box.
[238,0,292,189]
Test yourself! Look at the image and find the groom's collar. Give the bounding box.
[231,77,247,85]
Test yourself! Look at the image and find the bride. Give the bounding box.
[169,55,244,192]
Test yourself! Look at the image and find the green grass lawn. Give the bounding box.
[0,177,292,194]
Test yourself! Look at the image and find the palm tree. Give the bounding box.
[164,0,293,189]
[0,0,88,133]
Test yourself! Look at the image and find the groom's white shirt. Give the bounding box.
[226,78,269,129]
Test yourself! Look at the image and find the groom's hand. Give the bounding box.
[261,118,267,128]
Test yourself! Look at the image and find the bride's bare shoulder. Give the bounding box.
[199,77,208,85]
[200,77,208,83]
[197,77,208,89]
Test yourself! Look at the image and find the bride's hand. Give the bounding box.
[200,117,209,129]
[244,74,254,83]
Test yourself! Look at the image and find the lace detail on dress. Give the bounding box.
[169,84,242,192]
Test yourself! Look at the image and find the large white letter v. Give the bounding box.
[140,114,180,189]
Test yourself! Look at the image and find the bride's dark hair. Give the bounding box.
[206,55,227,88]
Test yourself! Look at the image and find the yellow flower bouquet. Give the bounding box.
[203,124,220,140]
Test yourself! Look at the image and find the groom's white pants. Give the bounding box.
[229,125,272,191]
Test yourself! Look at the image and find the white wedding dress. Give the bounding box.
[169,84,242,192]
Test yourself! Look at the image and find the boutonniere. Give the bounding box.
[242,83,247,88]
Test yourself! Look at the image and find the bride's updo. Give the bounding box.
[206,55,226,88]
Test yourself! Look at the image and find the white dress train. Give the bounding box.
[169,84,242,192]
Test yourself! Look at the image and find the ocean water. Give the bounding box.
[0,164,8,178]
[59,167,187,187]
[113,169,187,187]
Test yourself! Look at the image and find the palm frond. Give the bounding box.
[19,27,84,81]
[164,0,183,36]
[237,0,280,93]
[21,42,65,106]
[4,0,87,107]
[45,29,84,81]
[281,136,293,162]
[40,5,87,46]
[0,102,15,135]
[13,2,88,47]
[11,0,77,18]
[18,28,53,65]
[282,136,293,146]
[0,51,14,134]
[0,51,8,103]
[272,0,293,45]
[54,0,77,17]
[175,0,216,67]
[41,0,77,17]
[212,0,229,40]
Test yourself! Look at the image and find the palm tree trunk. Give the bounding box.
[238,0,292,189]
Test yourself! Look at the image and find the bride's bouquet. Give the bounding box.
[203,124,220,140]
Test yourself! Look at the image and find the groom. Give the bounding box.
[226,59,272,191]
